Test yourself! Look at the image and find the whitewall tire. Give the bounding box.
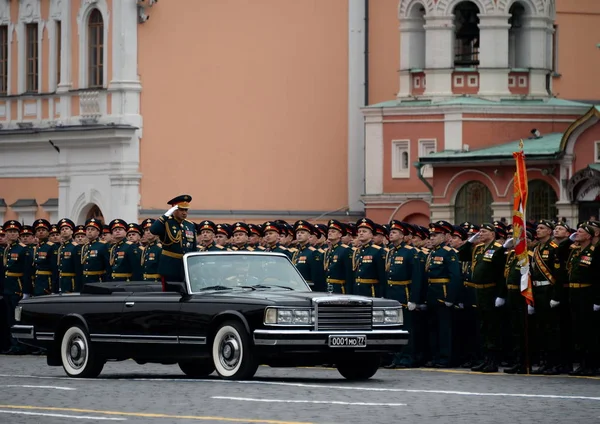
[60,324,104,378]
[212,321,258,380]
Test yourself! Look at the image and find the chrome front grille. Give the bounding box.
[314,298,373,331]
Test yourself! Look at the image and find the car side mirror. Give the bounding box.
[164,281,188,295]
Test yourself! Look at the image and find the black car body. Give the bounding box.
[12,252,408,380]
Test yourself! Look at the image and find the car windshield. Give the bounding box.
[185,253,310,293]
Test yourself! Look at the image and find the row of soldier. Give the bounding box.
[1,196,599,377]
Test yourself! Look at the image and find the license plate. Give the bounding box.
[328,335,367,348]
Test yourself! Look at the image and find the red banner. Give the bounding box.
[513,145,534,306]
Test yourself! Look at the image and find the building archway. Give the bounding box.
[77,203,105,225]
[526,179,558,221]
[454,181,493,224]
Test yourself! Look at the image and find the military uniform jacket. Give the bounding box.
[292,243,326,291]
[531,238,564,300]
[459,240,507,299]
[57,240,82,293]
[199,241,226,252]
[324,242,353,294]
[352,242,386,297]
[229,244,258,252]
[3,241,32,296]
[458,248,476,307]
[422,243,461,304]
[81,239,111,285]
[264,243,292,259]
[142,241,163,281]
[567,243,600,302]
[150,215,197,281]
[110,240,143,282]
[33,240,58,295]
[385,242,422,304]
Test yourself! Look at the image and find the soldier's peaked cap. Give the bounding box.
[538,219,556,230]
[109,219,127,231]
[33,219,51,231]
[327,219,347,236]
[389,220,409,235]
[263,221,281,234]
[356,218,376,232]
[126,223,142,235]
[197,220,217,233]
[232,222,250,235]
[74,225,86,236]
[58,218,75,230]
[85,218,103,231]
[20,225,34,235]
[3,220,23,232]
[294,220,314,233]
[141,218,155,230]
[430,220,453,234]
[167,194,192,209]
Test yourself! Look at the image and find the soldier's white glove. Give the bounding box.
[418,304,427,311]
[444,301,453,308]
[164,205,179,217]
[503,238,514,249]
[527,305,535,315]
[495,297,505,307]
[468,232,480,243]
[22,294,30,300]
[550,300,560,308]
[407,302,416,311]
[569,233,577,242]
[594,304,600,312]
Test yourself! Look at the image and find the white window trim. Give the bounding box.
[17,0,43,95]
[595,141,600,163]
[414,76,420,88]
[419,139,437,179]
[454,75,464,87]
[518,76,528,87]
[392,139,410,179]
[508,76,516,87]
[77,0,109,89]
[468,75,478,87]
[0,3,13,97]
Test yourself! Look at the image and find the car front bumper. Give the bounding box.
[253,328,408,348]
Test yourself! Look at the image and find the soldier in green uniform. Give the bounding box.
[109,219,143,282]
[530,220,564,375]
[229,222,256,251]
[56,218,83,293]
[126,223,143,245]
[351,218,386,297]
[292,221,326,291]
[314,224,329,249]
[150,195,198,286]
[567,224,599,376]
[553,221,574,373]
[73,225,88,245]
[420,221,461,368]
[323,219,353,294]
[101,225,112,244]
[459,222,507,373]
[81,218,110,285]
[215,224,231,248]
[248,224,263,248]
[385,220,422,367]
[141,218,163,282]
[19,225,36,248]
[2,220,32,354]
[197,220,226,252]
[262,222,292,258]
[32,219,58,296]
[49,224,61,244]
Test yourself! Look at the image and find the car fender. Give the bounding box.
[210,310,251,339]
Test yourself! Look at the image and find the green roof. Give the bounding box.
[366,97,591,109]
[421,133,564,163]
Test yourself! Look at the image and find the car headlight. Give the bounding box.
[373,307,402,325]
[264,307,313,325]
[14,306,22,322]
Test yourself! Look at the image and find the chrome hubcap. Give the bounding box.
[67,335,87,369]
[219,332,241,370]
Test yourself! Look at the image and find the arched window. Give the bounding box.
[88,9,103,88]
[454,181,493,224]
[508,2,526,68]
[526,179,558,221]
[453,1,480,67]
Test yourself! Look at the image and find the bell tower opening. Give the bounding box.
[508,2,526,69]
[453,1,480,68]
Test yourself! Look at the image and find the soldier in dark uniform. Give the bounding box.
[385,220,422,367]
[19,225,36,248]
[109,219,143,282]
[262,222,292,258]
[248,224,263,248]
[32,219,58,296]
[373,224,389,248]
[229,222,256,251]
[567,224,599,376]
[351,218,386,297]
[126,223,143,246]
[420,221,461,368]
[141,218,163,282]
[553,221,574,373]
[81,218,110,285]
[215,224,231,248]
[150,195,197,286]
[74,225,88,245]
[459,222,507,373]
[314,224,329,249]
[49,224,61,244]
[530,219,564,375]
[292,221,326,291]
[323,219,353,294]
[197,220,226,252]
[101,225,112,244]
[57,218,83,293]
[2,220,32,354]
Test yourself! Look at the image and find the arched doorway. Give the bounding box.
[77,203,105,225]
[526,180,558,221]
[454,181,493,224]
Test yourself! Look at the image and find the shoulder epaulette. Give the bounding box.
[19,242,27,247]
[140,246,146,251]
[216,245,225,250]
[279,245,289,251]
[185,219,195,224]
[247,247,255,251]
[549,241,558,248]
[591,245,595,251]
[288,247,298,252]
[493,242,502,248]
[308,246,316,251]
[443,245,453,251]
[72,242,78,246]
[372,244,381,250]
[126,241,133,245]
[341,244,349,248]
[383,247,390,252]
[257,246,266,251]
[47,242,54,246]
[100,240,107,244]
[404,245,414,250]
[317,248,325,253]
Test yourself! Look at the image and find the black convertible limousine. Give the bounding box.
[12,252,408,380]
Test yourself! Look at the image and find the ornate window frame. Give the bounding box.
[17,0,43,94]
[77,0,109,89]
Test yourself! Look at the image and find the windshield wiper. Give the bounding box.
[251,284,294,290]
[199,285,233,291]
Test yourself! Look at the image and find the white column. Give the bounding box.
[556,203,578,228]
[423,16,454,97]
[430,204,453,222]
[398,16,426,98]
[57,176,71,220]
[522,16,551,96]
[491,202,512,222]
[478,14,511,97]
[364,113,384,195]
[444,113,463,150]
[348,0,366,212]
[109,0,142,122]
[0,200,6,223]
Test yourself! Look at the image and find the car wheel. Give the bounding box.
[212,321,258,380]
[178,360,215,378]
[60,324,104,378]
[336,354,380,381]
